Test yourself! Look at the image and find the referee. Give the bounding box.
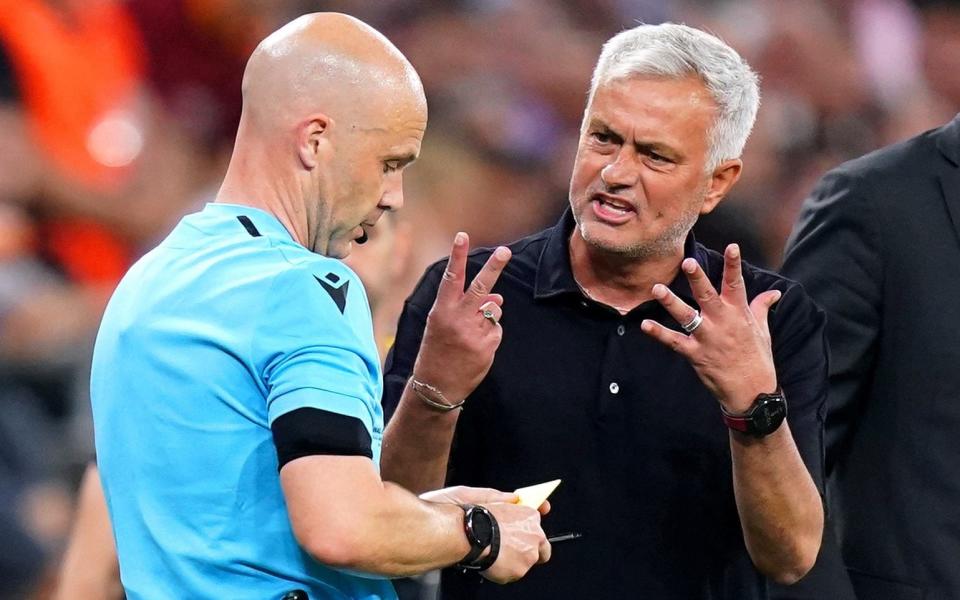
[90,13,548,599]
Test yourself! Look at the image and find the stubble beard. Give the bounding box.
[575,200,701,260]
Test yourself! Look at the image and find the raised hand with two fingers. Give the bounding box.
[411,232,512,407]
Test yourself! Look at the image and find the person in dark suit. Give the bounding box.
[780,113,960,600]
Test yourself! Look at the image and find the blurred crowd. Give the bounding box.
[1,0,958,597]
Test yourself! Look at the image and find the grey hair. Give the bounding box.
[588,23,760,170]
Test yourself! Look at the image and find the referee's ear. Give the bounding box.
[297,113,333,170]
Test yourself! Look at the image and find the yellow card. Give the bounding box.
[513,479,561,508]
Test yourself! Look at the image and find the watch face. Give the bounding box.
[753,397,787,434]
[468,507,494,547]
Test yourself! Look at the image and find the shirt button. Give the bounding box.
[609,382,620,394]
[617,324,626,336]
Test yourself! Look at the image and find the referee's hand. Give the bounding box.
[412,232,511,405]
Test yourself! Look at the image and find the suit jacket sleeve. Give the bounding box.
[772,165,884,600]
[781,168,884,475]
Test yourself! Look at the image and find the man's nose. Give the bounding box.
[381,175,405,211]
[600,154,638,189]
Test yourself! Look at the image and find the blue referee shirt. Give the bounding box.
[91,203,395,600]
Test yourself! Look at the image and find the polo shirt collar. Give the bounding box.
[532,209,581,299]
[533,207,704,306]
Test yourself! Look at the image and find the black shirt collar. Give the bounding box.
[533,207,704,307]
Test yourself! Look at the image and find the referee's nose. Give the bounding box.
[380,172,405,212]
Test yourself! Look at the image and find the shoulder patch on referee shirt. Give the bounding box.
[236,215,261,237]
[314,273,349,314]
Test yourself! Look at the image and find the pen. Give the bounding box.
[547,532,583,543]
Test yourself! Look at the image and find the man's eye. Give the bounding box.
[647,151,671,164]
[591,132,612,144]
[383,161,400,173]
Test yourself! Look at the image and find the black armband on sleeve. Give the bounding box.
[271,407,372,470]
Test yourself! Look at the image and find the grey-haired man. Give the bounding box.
[380,23,826,599]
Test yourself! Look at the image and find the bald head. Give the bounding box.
[241,12,425,133]
[219,13,427,259]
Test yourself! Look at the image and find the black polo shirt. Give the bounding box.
[383,209,827,600]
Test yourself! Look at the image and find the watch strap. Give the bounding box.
[720,387,785,437]
[472,512,501,571]
[720,408,752,433]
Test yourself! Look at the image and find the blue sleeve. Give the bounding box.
[253,262,382,438]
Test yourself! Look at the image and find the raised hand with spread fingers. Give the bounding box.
[640,243,781,413]
[641,243,823,583]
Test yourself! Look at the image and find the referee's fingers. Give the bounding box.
[538,539,552,564]
[436,232,469,304]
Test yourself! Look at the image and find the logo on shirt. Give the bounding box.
[314,273,349,314]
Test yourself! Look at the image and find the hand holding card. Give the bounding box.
[513,479,561,509]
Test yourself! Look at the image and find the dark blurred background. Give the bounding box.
[1,0,958,597]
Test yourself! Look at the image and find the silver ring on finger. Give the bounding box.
[681,310,703,334]
[481,308,499,325]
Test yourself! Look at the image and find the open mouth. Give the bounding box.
[591,193,635,222]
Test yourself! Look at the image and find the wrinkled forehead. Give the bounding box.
[582,75,714,125]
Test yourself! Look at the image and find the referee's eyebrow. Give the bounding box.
[386,152,418,168]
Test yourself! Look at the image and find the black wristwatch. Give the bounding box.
[720,388,788,437]
[457,504,500,571]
